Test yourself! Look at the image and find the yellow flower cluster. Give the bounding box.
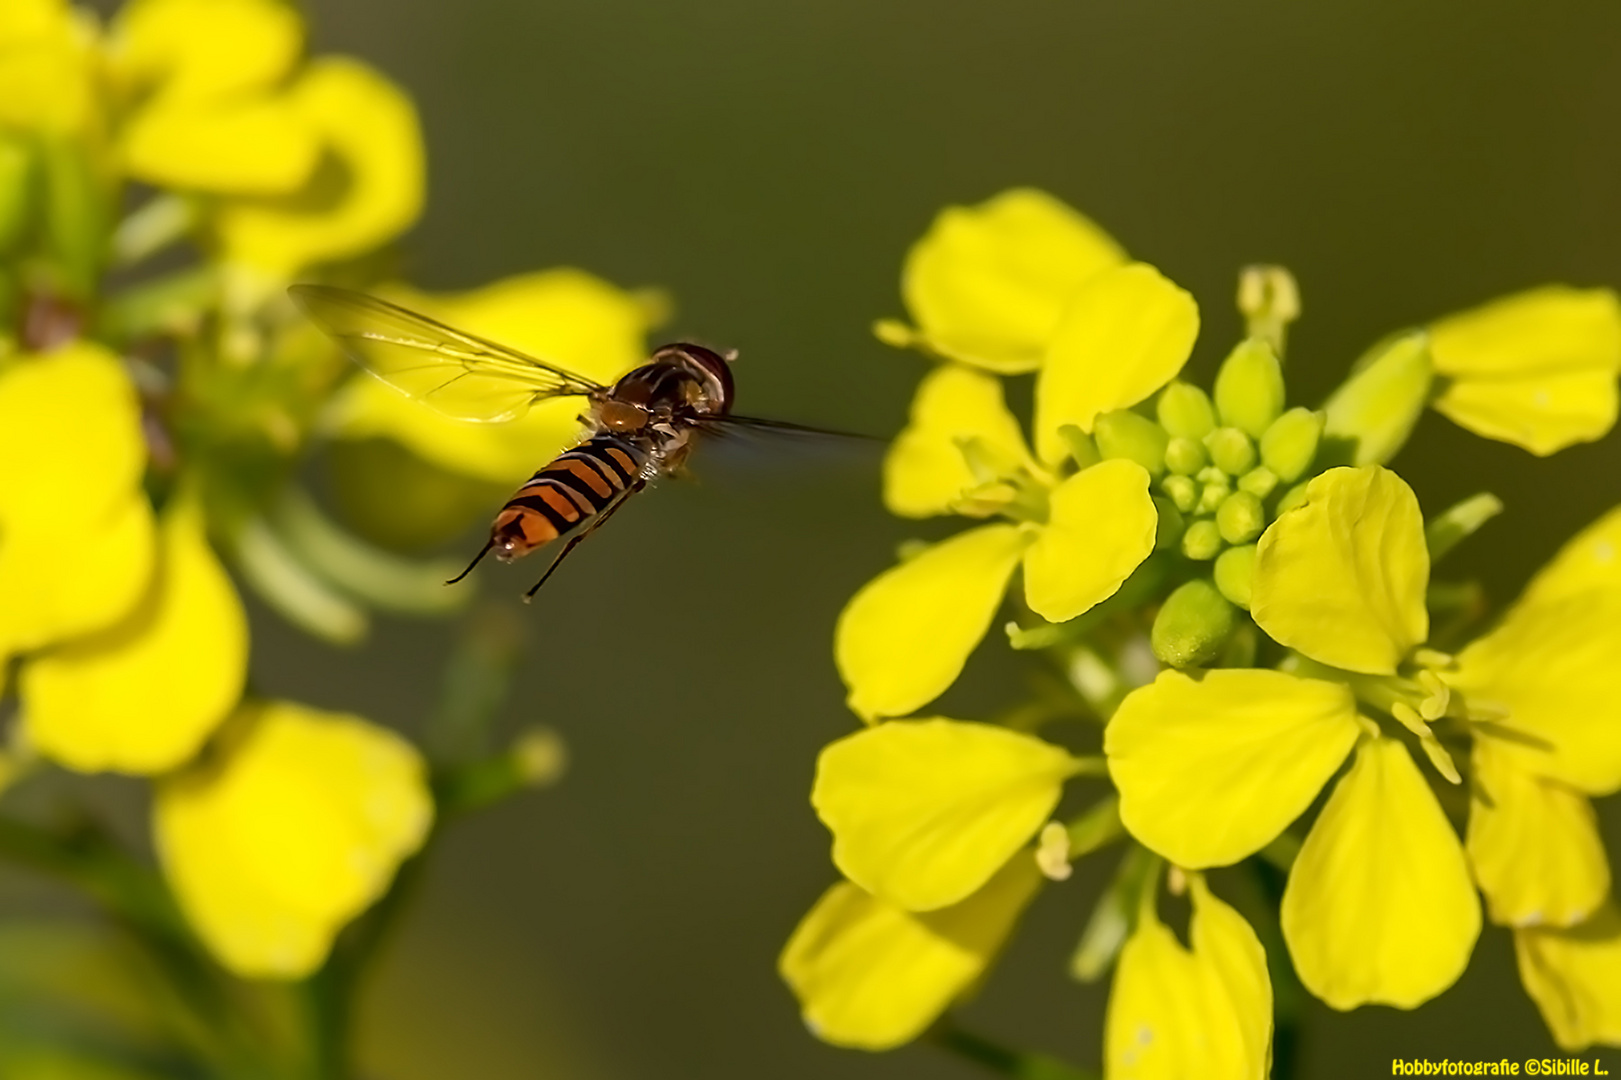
[0,0,652,998]
[782,188,1621,1067]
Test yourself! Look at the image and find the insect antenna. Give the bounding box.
[446,540,494,585]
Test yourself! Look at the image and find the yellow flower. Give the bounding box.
[1466,742,1609,929]
[1448,573,1621,797]
[1110,468,1489,1009]
[331,269,666,484]
[214,57,423,278]
[1104,874,1271,1080]
[881,364,1033,519]
[154,701,433,979]
[0,0,100,136]
[1105,669,1361,869]
[0,345,154,690]
[811,718,1084,910]
[112,0,314,194]
[1428,285,1621,456]
[1249,464,1429,675]
[878,188,1126,373]
[1279,735,1479,1010]
[21,494,248,774]
[1515,902,1621,1051]
[778,857,1041,1050]
[837,458,1156,721]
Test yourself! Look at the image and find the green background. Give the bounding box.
[68,1,1621,1076]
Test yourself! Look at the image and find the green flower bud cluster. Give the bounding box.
[1085,329,1338,668]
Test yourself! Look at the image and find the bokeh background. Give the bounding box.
[25,0,1621,1076]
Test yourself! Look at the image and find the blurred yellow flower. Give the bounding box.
[779,857,1041,1050]
[1515,902,1621,1051]
[878,188,1126,373]
[332,269,667,484]
[21,494,248,774]
[112,0,313,194]
[0,0,100,136]
[1428,286,1621,456]
[811,717,1083,910]
[215,57,423,278]
[0,344,154,690]
[1104,874,1272,1080]
[154,701,433,979]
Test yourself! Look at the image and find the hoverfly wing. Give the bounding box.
[289,284,610,423]
[695,414,880,442]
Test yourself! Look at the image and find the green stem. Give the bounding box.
[0,813,264,1074]
[933,1022,1100,1080]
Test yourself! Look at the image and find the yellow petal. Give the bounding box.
[778,858,1041,1050]
[0,346,154,656]
[1466,743,1609,929]
[882,365,1032,518]
[0,1,98,135]
[331,271,659,483]
[153,702,433,979]
[1106,669,1360,868]
[1281,736,1480,1010]
[1520,504,1621,605]
[899,188,1126,374]
[1250,465,1429,674]
[835,525,1027,722]
[1430,285,1621,379]
[812,718,1079,911]
[1432,367,1618,456]
[1451,591,1621,795]
[1105,876,1272,1080]
[121,96,321,195]
[1034,262,1199,462]
[1515,902,1621,1051]
[1023,459,1156,622]
[21,497,248,775]
[217,58,423,276]
[111,0,302,102]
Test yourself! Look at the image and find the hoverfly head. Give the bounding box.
[651,342,735,416]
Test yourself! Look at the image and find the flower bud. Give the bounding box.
[1214,543,1258,607]
[1214,337,1285,438]
[1275,481,1310,515]
[1259,407,1324,482]
[1180,519,1223,561]
[1094,409,1168,477]
[1237,466,1278,499]
[1195,477,1230,515]
[1157,380,1216,439]
[1216,491,1264,544]
[1425,492,1503,563]
[1160,474,1197,514]
[1204,427,1256,476]
[1321,331,1432,465]
[1151,578,1237,667]
[1164,435,1207,476]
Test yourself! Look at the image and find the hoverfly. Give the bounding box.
[290,284,845,600]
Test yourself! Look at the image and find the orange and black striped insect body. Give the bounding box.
[291,286,816,600]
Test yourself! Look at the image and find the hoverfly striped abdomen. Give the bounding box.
[491,434,649,561]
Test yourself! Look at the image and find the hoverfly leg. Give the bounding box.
[521,481,644,602]
[446,540,494,585]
